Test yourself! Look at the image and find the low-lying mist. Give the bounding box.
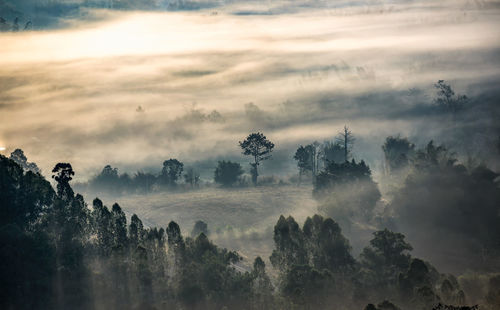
[1,0,499,181]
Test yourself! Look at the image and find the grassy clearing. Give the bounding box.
[84,184,317,266]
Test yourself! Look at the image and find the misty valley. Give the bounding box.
[1,0,500,309]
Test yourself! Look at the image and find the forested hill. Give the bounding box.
[2,151,499,309]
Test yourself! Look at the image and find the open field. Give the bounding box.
[85,185,319,265]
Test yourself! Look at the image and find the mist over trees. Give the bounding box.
[1,76,499,309]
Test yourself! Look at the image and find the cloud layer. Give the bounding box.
[0,1,499,180]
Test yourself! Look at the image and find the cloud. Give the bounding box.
[0,1,499,180]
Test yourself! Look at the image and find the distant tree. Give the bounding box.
[133,171,157,193]
[52,163,75,199]
[314,159,381,226]
[294,145,314,184]
[321,141,345,165]
[183,167,200,188]
[382,135,415,174]
[239,132,275,186]
[161,159,184,187]
[434,80,468,115]
[9,148,41,174]
[336,125,355,162]
[191,220,208,237]
[412,140,457,171]
[214,160,244,187]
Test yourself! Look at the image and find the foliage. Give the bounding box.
[214,160,244,187]
[294,145,314,183]
[434,80,468,114]
[161,158,184,187]
[391,141,500,268]
[239,132,275,185]
[382,135,415,174]
[314,159,381,226]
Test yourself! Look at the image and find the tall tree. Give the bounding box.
[183,167,200,188]
[382,135,415,174]
[51,163,75,199]
[161,159,184,187]
[9,148,41,174]
[434,80,468,115]
[294,145,314,184]
[239,132,275,186]
[336,125,355,162]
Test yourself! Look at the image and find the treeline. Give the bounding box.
[3,154,498,310]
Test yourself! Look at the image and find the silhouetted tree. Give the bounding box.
[314,160,381,226]
[321,141,346,165]
[434,80,468,115]
[360,229,413,288]
[52,163,75,199]
[161,159,184,187]
[270,215,308,273]
[336,125,355,162]
[294,145,314,184]
[9,148,41,174]
[302,215,355,273]
[214,160,244,187]
[239,132,275,185]
[133,171,157,193]
[183,167,200,188]
[191,220,209,237]
[382,135,415,174]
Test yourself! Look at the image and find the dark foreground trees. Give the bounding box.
[0,155,275,310]
[269,214,470,310]
[1,152,495,310]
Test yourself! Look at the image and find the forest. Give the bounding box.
[1,0,500,309]
[2,108,500,309]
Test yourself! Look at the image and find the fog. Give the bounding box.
[1,1,500,309]
[1,0,499,181]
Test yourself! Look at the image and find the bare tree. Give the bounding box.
[336,125,355,162]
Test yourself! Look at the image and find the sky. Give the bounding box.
[0,0,499,180]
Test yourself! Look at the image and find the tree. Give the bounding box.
[52,163,75,199]
[133,171,157,193]
[314,160,381,227]
[214,160,244,187]
[183,167,200,188]
[239,132,275,186]
[321,141,346,165]
[9,149,41,174]
[161,159,184,187]
[270,215,308,273]
[336,125,355,162]
[191,220,209,237]
[382,135,415,174]
[434,80,468,114]
[360,229,413,286]
[294,145,314,184]
[302,215,355,273]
